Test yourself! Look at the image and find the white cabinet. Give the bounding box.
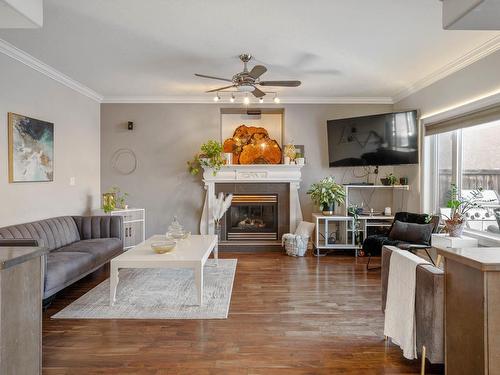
[92,208,145,250]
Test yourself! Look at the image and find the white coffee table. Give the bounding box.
[110,234,218,306]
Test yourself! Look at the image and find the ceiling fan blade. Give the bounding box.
[206,85,235,93]
[259,80,301,87]
[195,73,232,82]
[252,87,266,98]
[248,65,267,79]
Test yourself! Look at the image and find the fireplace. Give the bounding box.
[200,164,304,251]
[226,194,278,241]
[215,182,290,249]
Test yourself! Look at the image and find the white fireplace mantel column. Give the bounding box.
[200,164,304,236]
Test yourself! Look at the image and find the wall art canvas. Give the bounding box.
[8,112,54,182]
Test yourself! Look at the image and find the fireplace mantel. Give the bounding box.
[202,164,303,183]
[200,164,304,238]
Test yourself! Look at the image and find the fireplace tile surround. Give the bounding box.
[200,165,303,250]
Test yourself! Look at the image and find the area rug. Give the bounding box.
[52,259,237,320]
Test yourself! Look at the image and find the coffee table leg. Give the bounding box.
[214,240,218,266]
[110,265,119,306]
[194,265,203,306]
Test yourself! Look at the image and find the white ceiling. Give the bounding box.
[0,0,499,101]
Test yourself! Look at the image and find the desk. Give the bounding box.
[436,247,500,375]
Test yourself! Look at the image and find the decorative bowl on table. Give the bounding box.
[169,230,191,240]
[151,239,176,254]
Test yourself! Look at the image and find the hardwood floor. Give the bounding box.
[43,252,443,374]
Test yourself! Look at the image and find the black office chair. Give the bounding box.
[363,212,440,270]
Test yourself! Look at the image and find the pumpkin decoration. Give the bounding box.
[223,125,282,164]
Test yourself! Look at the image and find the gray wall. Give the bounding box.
[101,103,403,237]
[394,49,500,213]
[395,49,500,118]
[0,53,101,227]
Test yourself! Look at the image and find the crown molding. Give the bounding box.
[0,38,103,102]
[101,96,394,104]
[393,35,500,103]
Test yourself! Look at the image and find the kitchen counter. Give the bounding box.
[436,247,500,271]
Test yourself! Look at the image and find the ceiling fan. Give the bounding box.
[195,54,301,98]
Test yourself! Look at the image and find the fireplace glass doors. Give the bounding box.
[226,194,278,241]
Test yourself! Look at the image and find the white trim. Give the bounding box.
[101,96,394,104]
[394,35,500,103]
[421,90,500,125]
[0,38,103,102]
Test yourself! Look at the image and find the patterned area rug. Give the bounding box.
[52,259,237,319]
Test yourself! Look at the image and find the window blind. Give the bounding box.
[424,103,500,136]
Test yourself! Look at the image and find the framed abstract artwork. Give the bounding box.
[8,112,54,182]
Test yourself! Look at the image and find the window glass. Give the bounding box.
[437,131,453,209]
[461,120,500,233]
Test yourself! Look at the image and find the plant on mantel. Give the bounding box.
[187,140,225,176]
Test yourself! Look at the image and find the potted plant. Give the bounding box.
[443,184,488,237]
[307,176,346,215]
[295,153,305,166]
[187,140,225,176]
[110,186,129,209]
[348,204,363,250]
[381,173,397,186]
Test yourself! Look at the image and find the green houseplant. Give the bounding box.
[443,184,488,237]
[381,173,397,186]
[307,176,346,215]
[187,140,225,176]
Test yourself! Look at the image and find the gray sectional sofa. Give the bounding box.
[0,216,123,299]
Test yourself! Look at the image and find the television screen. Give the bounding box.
[327,110,418,167]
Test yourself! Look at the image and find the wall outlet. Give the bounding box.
[69,177,76,186]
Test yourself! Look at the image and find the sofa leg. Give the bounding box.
[421,345,426,375]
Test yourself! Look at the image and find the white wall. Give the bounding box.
[100,103,403,237]
[0,53,101,227]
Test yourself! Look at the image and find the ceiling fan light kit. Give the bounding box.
[195,53,300,103]
[211,91,280,104]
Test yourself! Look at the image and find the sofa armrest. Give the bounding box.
[415,264,444,364]
[381,245,395,311]
[72,216,123,242]
[0,239,39,247]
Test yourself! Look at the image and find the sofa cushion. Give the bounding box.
[55,238,122,267]
[389,220,434,246]
[45,251,95,297]
[0,216,80,251]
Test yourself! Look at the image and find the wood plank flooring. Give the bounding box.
[43,252,443,374]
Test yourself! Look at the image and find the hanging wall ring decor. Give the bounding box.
[111,148,137,175]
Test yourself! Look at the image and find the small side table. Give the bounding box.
[312,214,356,256]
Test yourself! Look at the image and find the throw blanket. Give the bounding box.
[384,247,430,360]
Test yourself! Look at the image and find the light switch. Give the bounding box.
[69,177,76,186]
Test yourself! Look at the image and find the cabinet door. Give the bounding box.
[124,221,144,248]
[123,224,134,248]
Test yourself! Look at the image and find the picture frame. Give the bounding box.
[8,112,54,183]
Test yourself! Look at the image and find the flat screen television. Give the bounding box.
[327,110,418,167]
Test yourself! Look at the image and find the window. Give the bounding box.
[429,119,500,235]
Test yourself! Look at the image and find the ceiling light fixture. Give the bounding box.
[213,92,220,102]
[273,94,280,104]
[243,95,250,105]
[230,94,235,103]
[259,97,264,104]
